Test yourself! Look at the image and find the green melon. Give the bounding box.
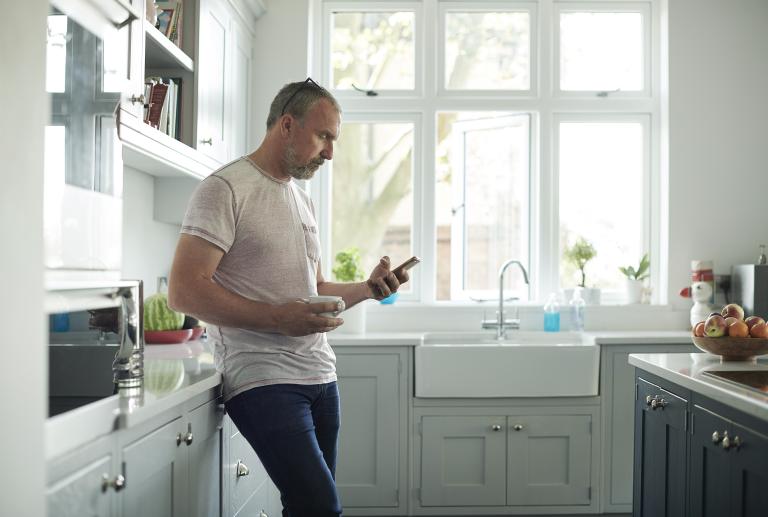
[144,292,185,331]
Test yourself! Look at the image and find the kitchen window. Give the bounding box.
[313,0,663,304]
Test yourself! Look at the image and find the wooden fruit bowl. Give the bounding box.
[692,336,768,361]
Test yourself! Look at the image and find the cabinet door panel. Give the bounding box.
[421,415,506,506]
[229,19,251,159]
[188,400,223,517]
[47,454,113,517]
[121,418,186,517]
[197,0,229,162]
[729,422,768,517]
[633,378,687,517]
[689,404,731,517]
[336,353,400,507]
[507,415,591,506]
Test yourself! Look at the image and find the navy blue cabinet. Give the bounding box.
[634,371,768,517]
[633,376,687,517]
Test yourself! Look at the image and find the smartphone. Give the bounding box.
[392,256,421,276]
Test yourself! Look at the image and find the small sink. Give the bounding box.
[415,331,599,398]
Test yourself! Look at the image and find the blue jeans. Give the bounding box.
[225,382,342,517]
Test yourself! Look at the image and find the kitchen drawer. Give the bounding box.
[637,377,687,429]
[229,429,268,515]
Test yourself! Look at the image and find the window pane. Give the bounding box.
[331,122,414,290]
[436,113,530,300]
[331,11,415,90]
[560,12,643,91]
[559,122,644,292]
[445,12,530,90]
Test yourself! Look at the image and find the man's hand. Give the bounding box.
[366,256,410,300]
[274,300,344,336]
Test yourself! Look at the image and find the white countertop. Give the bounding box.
[328,329,693,346]
[45,339,221,461]
[629,353,768,421]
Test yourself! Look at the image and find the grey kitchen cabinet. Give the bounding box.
[334,346,410,515]
[222,414,271,517]
[600,342,696,513]
[420,415,507,506]
[418,412,593,508]
[46,392,222,517]
[121,415,187,517]
[46,435,117,517]
[111,0,145,121]
[633,376,688,517]
[507,414,592,506]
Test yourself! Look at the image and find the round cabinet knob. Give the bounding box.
[259,511,268,517]
[513,424,524,431]
[646,395,653,406]
[491,424,502,432]
[712,431,722,444]
[733,436,742,449]
[236,460,250,478]
[721,432,731,450]
[130,94,145,105]
[101,474,126,492]
[650,397,667,410]
[184,432,194,446]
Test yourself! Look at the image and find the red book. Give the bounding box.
[146,82,169,130]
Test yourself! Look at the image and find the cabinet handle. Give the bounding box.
[184,431,194,446]
[722,432,731,450]
[650,396,668,410]
[259,511,268,517]
[236,460,250,477]
[513,424,524,431]
[645,395,653,406]
[101,474,126,492]
[491,424,502,432]
[130,94,145,105]
[200,138,213,145]
[733,435,742,449]
[712,430,723,444]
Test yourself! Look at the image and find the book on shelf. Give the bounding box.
[143,77,182,140]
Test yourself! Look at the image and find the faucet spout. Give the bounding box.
[481,260,530,340]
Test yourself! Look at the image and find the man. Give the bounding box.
[167,78,409,516]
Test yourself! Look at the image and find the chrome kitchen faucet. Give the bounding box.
[481,260,530,340]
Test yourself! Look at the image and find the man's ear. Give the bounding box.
[279,114,293,136]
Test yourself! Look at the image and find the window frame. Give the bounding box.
[437,1,539,98]
[553,1,652,99]
[313,0,664,305]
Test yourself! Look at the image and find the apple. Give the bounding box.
[744,316,765,330]
[750,322,768,338]
[704,314,727,337]
[721,303,745,321]
[728,320,749,338]
[693,321,706,337]
[724,316,740,327]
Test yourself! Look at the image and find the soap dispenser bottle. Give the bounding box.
[570,287,586,331]
[543,293,561,332]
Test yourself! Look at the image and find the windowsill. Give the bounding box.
[363,300,690,333]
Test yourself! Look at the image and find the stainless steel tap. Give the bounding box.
[481,260,530,339]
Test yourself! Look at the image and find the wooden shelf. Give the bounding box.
[144,24,194,72]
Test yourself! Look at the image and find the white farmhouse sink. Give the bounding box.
[415,331,599,398]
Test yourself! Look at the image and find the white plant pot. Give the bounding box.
[336,301,366,334]
[624,279,644,304]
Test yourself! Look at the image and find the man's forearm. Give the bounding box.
[317,281,371,308]
[168,276,279,332]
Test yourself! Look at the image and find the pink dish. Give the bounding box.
[145,328,194,344]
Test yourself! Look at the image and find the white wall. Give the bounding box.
[122,167,183,296]
[667,0,768,308]
[0,1,47,515]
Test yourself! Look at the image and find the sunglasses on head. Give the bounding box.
[280,77,324,116]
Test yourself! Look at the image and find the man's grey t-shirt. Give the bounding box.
[180,156,336,401]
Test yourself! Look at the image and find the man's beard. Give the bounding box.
[285,144,324,180]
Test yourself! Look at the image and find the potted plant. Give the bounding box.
[563,237,600,304]
[619,253,650,304]
[332,247,366,333]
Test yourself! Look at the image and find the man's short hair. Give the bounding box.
[266,78,341,129]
